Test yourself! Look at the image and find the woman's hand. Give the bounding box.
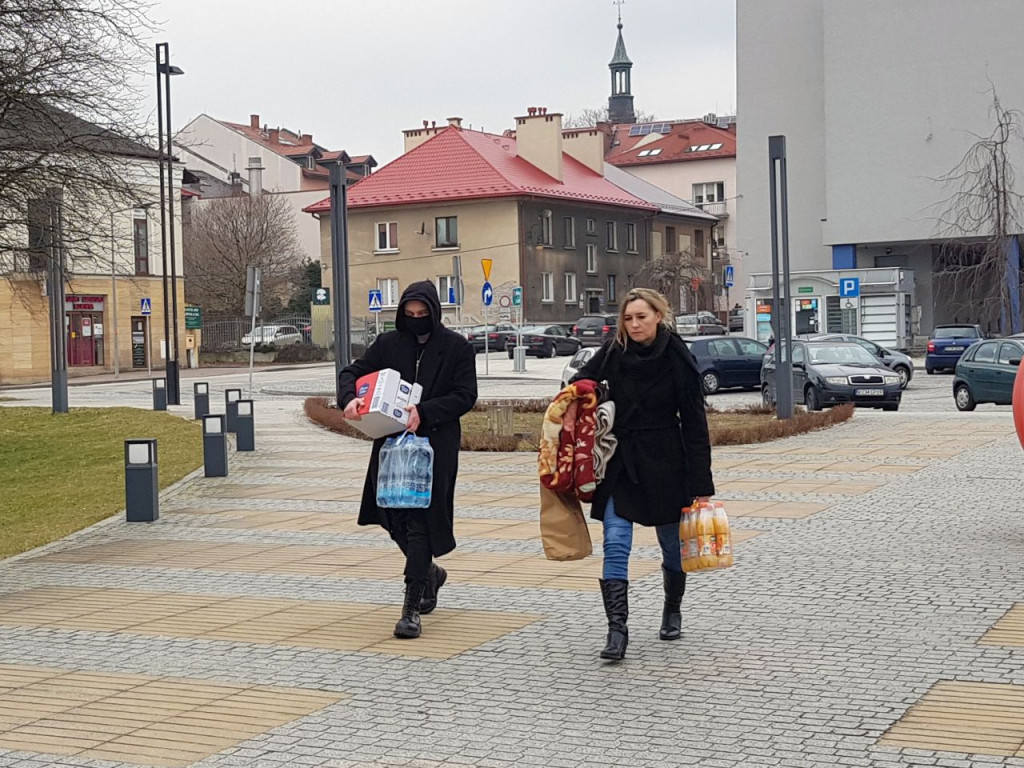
[693,495,712,505]
[343,397,364,420]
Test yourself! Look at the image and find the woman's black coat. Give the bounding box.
[337,281,478,556]
[572,328,714,526]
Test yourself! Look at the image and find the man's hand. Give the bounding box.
[404,404,421,432]
[343,397,365,420]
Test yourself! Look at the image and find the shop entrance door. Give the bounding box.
[794,298,821,335]
[67,312,102,366]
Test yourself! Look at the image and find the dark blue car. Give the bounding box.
[684,335,768,394]
[926,324,984,373]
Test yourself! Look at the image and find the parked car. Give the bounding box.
[761,340,902,411]
[466,323,516,353]
[684,336,767,394]
[506,325,582,358]
[572,314,618,347]
[926,324,985,374]
[799,333,914,389]
[952,338,1024,410]
[241,324,303,347]
[561,346,597,387]
[676,312,727,336]
[727,306,744,333]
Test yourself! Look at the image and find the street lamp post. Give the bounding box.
[155,42,184,404]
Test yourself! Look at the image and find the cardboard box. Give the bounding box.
[349,368,422,439]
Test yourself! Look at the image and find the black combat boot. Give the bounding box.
[394,580,426,639]
[659,566,686,641]
[420,563,448,615]
[599,578,629,661]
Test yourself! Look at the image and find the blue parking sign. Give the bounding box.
[839,277,860,298]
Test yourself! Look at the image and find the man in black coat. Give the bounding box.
[338,281,478,639]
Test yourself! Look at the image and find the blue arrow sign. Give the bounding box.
[839,277,860,298]
[140,297,152,316]
[482,281,493,307]
[368,289,383,313]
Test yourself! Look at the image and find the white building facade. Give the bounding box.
[737,0,1024,343]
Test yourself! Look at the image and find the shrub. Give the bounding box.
[472,397,549,413]
[276,343,328,363]
[709,403,854,446]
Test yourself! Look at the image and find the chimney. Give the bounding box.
[447,116,463,129]
[245,155,264,198]
[228,170,243,194]
[249,114,259,129]
[269,128,280,145]
[402,119,445,154]
[563,127,606,175]
[301,133,313,146]
[514,107,563,181]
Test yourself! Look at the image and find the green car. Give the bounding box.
[952,338,1024,411]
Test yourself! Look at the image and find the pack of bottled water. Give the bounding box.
[376,431,434,509]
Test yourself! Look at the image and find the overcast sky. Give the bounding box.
[147,0,736,165]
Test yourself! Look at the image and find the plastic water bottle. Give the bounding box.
[408,438,433,508]
[377,439,397,507]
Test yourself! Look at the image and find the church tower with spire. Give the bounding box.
[608,3,636,124]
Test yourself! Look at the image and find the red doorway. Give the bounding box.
[68,312,103,366]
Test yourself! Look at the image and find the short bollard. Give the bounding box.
[203,414,228,477]
[152,378,167,411]
[225,388,241,433]
[124,439,159,522]
[193,382,210,420]
[236,399,255,452]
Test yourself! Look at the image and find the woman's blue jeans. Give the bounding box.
[601,497,682,580]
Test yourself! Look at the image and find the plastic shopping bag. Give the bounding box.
[681,501,734,573]
[376,431,433,509]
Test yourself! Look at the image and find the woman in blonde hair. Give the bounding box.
[571,288,714,661]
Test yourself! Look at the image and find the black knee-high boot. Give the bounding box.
[659,566,686,640]
[599,579,629,661]
[394,580,426,639]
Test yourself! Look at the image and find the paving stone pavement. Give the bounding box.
[1,394,1023,767]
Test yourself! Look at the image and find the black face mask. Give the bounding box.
[404,315,434,336]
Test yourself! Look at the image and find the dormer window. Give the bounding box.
[307,156,317,170]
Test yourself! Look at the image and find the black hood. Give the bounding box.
[395,280,442,335]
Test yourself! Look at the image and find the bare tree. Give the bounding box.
[183,194,306,316]
[632,248,711,314]
[0,0,154,284]
[931,86,1024,335]
[562,106,656,128]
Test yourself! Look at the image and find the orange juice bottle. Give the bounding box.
[712,501,734,568]
[696,503,715,570]
[680,507,692,571]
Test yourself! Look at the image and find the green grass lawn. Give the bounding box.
[0,407,202,559]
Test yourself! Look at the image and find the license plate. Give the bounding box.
[856,388,884,396]
[946,346,964,352]
[583,330,596,335]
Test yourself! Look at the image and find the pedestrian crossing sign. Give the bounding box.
[140,297,152,316]
[368,289,383,313]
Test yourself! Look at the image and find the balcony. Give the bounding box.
[696,201,728,218]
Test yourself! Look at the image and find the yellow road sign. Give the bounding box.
[481,258,492,281]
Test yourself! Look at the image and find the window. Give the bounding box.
[563,217,576,248]
[586,244,597,273]
[999,342,1023,365]
[541,272,553,303]
[564,272,577,304]
[133,214,149,276]
[636,148,663,157]
[792,344,805,365]
[665,226,677,254]
[692,182,726,208]
[376,222,398,252]
[606,221,617,251]
[540,210,553,245]
[437,275,456,305]
[377,278,399,307]
[736,338,767,356]
[973,341,997,363]
[694,229,705,259]
[607,274,617,304]
[307,156,317,170]
[625,222,637,253]
[435,216,458,248]
[586,218,596,235]
[709,339,737,357]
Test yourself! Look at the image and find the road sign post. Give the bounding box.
[369,289,383,338]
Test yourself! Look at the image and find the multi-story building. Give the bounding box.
[737,0,1024,345]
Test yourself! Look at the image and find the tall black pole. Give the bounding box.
[768,135,793,419]
[155,43,172,402]
[165,44,181,405]
[47,189,68,413]
[329,158,351,401]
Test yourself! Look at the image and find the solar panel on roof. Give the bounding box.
[657,124,671,134]
[628,125,643,136]
[640,125,653,135]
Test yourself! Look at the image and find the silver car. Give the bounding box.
[800,333,913,389]
[561,347,596,387]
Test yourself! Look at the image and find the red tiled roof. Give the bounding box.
[221,120,326,158]
[303,126,656,213]
[604,119,736,168]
